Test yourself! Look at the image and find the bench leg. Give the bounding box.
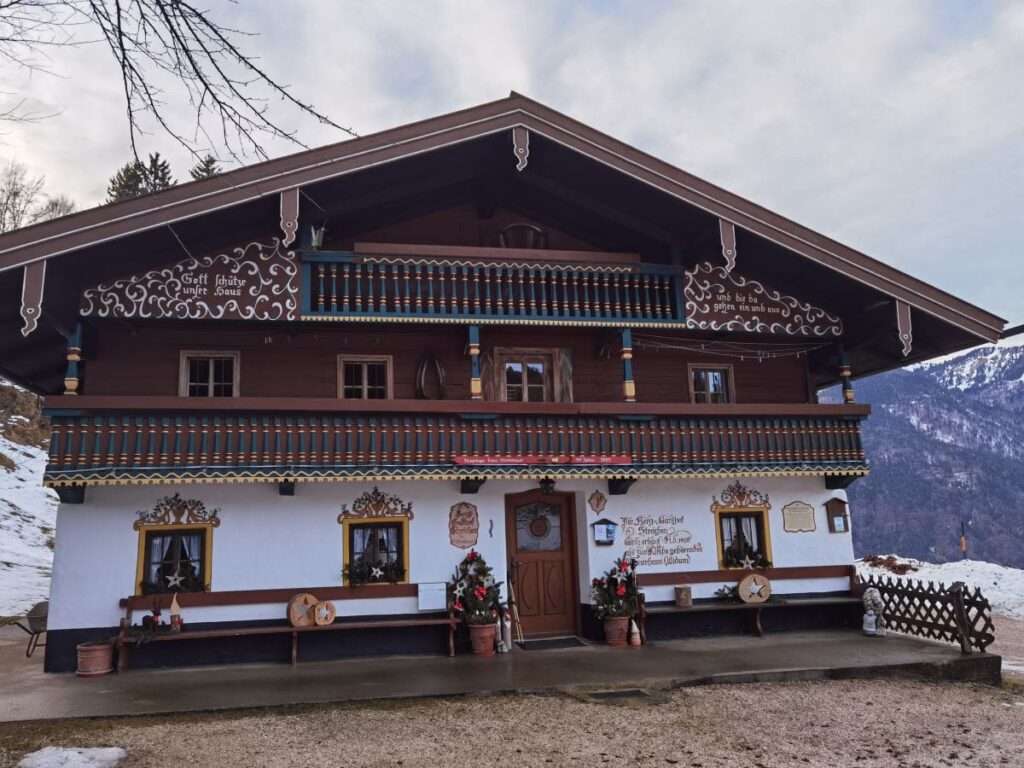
[291,632,298,665]
[117,641,129,673]
[448,623,455,657]
[752,607,764,638]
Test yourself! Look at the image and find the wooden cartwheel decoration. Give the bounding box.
[313,601,336,626]
[287,593,319,627]
[738,574,771,604]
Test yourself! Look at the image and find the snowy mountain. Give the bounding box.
[836,338,1024,568]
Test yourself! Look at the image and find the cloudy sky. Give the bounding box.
[2,0,1021,325]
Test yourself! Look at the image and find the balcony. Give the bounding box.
[43,398,869,489]
[300,245,685,327]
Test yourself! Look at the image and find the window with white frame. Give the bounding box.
[179,351,239,397]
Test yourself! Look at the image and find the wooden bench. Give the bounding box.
[115,586,458,672]
[637,595,862,644]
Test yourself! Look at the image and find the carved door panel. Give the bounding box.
[505,491,577,637]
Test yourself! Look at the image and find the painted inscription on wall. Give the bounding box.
[80,239,298,321]
[782,501,816,533]
[685,261,843,337]
[620,513,703,568]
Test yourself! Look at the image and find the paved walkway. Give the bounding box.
[0,624,1000,723]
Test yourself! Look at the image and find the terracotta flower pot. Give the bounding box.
[603,616,629,647]
[468,623,497,656]
[76,641,114,677]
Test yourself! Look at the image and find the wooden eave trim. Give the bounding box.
[42,395,871,418]
[0,92,1002,340]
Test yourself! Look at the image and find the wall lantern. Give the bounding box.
[591,518,618,547]
[538,477,556,495]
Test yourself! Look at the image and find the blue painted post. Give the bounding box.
[468,324,482,400]
[621,328,636,402]
[63,323,82,395]
[838,343,855,403]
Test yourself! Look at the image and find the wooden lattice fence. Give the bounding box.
[860,574,995,653]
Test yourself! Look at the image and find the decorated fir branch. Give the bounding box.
[344,559,406,587]
[590,555,639,619]
[721,537,772,570]
[448,550,504,625]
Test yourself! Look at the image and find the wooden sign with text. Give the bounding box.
[453,455,632,466]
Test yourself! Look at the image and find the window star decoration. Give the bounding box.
[739,556,757,570]
[165,570,186,589]
[370,565,384,580]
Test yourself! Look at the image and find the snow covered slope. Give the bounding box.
[857,556,1024,621]
[0,433,58,617]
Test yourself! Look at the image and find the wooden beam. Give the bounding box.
[460,478,486,494]
[55,485,85,504]
[608,478,637,495]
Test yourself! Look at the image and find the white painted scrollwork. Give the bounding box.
[80,240,298,321]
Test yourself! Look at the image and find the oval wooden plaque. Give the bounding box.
[738,574,771,604]
[313,600,336,626]
[287,593,318,627]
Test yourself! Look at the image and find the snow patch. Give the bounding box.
[857,556,1024,622]
[16,747,127,768]
[0,433,58,616]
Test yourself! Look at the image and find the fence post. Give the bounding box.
[949,581,972,654]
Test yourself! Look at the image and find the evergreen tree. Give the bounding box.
[189,155,222,180]
[106,153,176,203]
[142,153,175,191]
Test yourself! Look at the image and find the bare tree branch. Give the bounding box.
[0,0,357,161]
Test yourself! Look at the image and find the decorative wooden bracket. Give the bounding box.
[278,481,296,496]
[512,126,529,171]
[280,188,300,247]
[460,478,486,494]
[896,300,913,357]
[718,220,737,272]
[20,261,46,337]
[607,477,637,495]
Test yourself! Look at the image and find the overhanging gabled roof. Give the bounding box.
[0,92,1005,343]
[0,92,1007,394]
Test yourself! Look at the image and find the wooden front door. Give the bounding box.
[505,490,578,638]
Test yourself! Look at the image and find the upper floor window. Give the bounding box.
[179,351,239,397]
[338,355,392,400]
[499,351,553,402]
[690,364,732,404]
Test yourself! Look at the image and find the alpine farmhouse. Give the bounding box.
[0,95,1005,671]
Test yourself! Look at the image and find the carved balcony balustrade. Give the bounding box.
[43,399,869,487]
[299,246,685,327]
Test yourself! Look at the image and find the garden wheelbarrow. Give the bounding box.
[14,601,48,658]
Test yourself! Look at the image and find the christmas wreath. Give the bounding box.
[448,550,504,625]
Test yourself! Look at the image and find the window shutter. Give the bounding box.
[556,349,573,403]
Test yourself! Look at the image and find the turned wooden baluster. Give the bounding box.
[316,263,326,312]
[341,264,350,313]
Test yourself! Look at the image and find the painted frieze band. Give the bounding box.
[684,261,842,337]
[80,240,298,321]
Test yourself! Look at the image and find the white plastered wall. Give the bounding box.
[48,476,854,631]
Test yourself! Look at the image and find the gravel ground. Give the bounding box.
[1,679,1023,768]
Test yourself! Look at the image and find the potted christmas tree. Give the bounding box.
[591,556,639,646]
[449,550,504,655]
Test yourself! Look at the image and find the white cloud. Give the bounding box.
[1,0,1020,322]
